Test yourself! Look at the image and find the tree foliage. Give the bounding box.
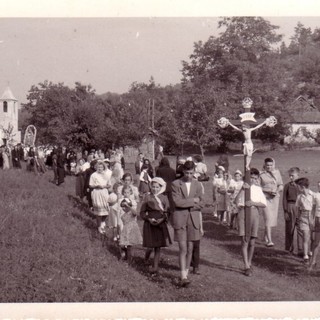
[181,16,288,149]
[22,81,115,149]
[20,18,320,154]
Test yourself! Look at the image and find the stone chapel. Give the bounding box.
[0,87,21,145]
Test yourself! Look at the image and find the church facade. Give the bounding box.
[0,87,21,145]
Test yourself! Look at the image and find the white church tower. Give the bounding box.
[0,87,21,145]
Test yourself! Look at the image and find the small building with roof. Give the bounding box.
[284,96,320,144]
[0,87,21,145]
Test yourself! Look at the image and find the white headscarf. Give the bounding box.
[151,177,166,211]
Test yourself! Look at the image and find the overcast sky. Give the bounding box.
[0,2,320,103]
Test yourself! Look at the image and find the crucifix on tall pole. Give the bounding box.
[147,98,156,161]
[217,97,277,241]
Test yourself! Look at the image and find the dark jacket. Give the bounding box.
[156,166,176,193]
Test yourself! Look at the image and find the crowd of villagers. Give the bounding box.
[4,143,320,286]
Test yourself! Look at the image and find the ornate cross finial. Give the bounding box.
[265,116,277,127]
[242,97,253,109]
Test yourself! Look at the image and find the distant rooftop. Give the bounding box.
[0,87,17,101]
[283,96,320,123]
[288,112,320,123]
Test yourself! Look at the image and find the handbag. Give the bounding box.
[198,173,209,182]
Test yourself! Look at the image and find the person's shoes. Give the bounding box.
[266,242,274,247]
[244,268,252,277]
[149,267,159,275]
[222,219,228,226]
[309,252,313,257]
[303,255,310,264]
[179,278,191,287]
[113,236,118,241]
[98,226,106,234]
[193,268,201,275]
[298,251,304,258]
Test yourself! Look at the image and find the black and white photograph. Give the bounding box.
[1,0,320,318]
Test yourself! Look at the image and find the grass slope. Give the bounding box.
[1,150,320,302]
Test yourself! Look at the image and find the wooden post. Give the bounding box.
[152,99,155,161]
[244,155,251,242]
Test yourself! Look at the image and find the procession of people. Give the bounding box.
[1,142,319,287]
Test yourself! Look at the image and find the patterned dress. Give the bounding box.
[119,199,142,246]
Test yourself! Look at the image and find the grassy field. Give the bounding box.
[1,150,320,302]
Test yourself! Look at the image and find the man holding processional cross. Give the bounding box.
[218,97,277,276]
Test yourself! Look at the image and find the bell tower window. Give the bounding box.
[3,101,8,113]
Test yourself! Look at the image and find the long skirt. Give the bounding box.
[37,158,47,173]
[143,211,172,248]
[75,174,85,198]
[215,190,227,212]
[57,167,65,185]
[262,195,280,227]
[91,189,109,216]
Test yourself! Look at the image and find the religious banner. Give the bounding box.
[23,125,37,147]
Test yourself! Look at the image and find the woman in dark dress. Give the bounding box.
[11,145,22,169]
[55,147,66,185]
[140,177,172,273]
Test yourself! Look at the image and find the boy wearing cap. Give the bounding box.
[282,167,303,255]
[236,168,266,276]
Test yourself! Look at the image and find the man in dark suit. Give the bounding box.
[135,152,144,175]
[172,160,204,286]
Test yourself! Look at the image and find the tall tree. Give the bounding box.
[22,81,114,148]
[181,17,287,150]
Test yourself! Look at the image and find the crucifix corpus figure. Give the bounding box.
[228,121,269,170]
[217,98,277,171]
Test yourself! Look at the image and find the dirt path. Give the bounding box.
[155,210,320,301]
[64,174,320,301]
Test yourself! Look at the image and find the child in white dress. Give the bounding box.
[118,185,142,263]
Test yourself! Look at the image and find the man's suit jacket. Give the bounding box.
[171,178,204,230]
[135,158,144,174]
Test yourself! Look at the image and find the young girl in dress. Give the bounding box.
[118,185,142,263]
[89,161,111,234]
[139,164,152,198]
[212,166,228,223]
[140,177,172,274]
[227,170,244,229]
